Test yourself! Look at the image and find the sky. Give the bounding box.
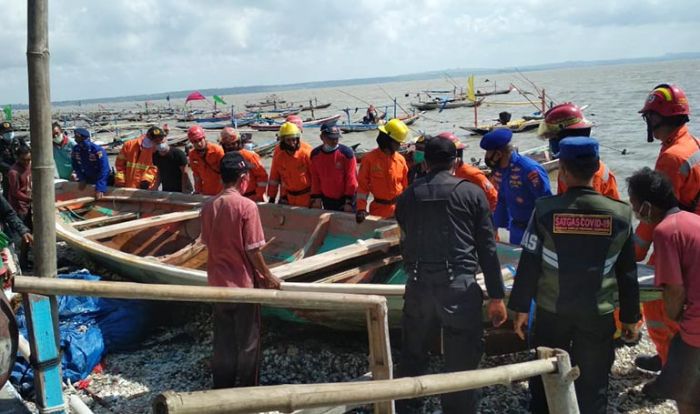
[1,0,699,104]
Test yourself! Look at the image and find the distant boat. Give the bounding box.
[474,84,515,97]
[250,114,342,132]
[410,98,483,111]
[460,118,541,135]
[339,112,422,134]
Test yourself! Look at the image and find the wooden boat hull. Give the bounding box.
[461,119,541,136]
[410,99,482,111]
[340,113,421,133]
[250,114,341,131]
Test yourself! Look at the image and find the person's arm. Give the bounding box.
[508,210,543,339]
[0,196,29,238]
[267,153,280,202]
[310,154,322,208]
[663,284,686,321]
[526,166,553,199]
[614,232,641,324]
[493,188,509,230]
[246,248,280,289]
[71,149,86,182]
[180,165,193,193]
[653,225,685,321]
[344,154,358,212]
[249,154,268,201]
[114,146,127,187]
[189,154,202,194]
[356,157,371,212]
[604,168,620,200]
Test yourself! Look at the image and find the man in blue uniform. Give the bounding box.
[71,128,110,199]
[480,129,552,244]
[395,137,507,414]
[508,137,640,414]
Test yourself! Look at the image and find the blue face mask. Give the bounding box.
[413,150,425,164]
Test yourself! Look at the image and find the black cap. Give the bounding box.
[220,151,252,178]
[147,126,165,139]
[425,135,456,163]
[320,123,341,139]
[0,122,12,134]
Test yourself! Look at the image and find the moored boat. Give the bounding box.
[460,118,541,136]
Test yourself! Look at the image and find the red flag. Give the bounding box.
[185,91,206,104]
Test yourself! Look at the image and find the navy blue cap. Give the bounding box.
[74,128,91,139]
[479,128,513,150]
[320,123,341,139]
[558,136,600,161]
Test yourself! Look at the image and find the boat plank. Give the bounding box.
[56,196,95,208]
[81,211,200,240]
[71,213,138,230]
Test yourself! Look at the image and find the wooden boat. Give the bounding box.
[410,98,483,111]
[250,114,342,132]
[460,118,541,136]
[474,145,558,175]
[474,85,515,97]
[54,182,399,288]
[299,102,331,111]
[340,113,422,134]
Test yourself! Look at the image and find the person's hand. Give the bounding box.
[356,210,367,223]
[487,299,508,327]
[22,233,33,246]
[262,273,281,290]
[95,191,104,200]
[78,181,87,190]
[513,312,529,340]
[139,180,150,190]
[621,323,640,344]
[343,202,354,213]
[278,197,288,205]
[311,198,322,209]
[70,173,78,182]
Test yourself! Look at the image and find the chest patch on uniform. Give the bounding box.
[553,213,612,236]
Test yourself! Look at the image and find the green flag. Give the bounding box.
[213,95,227,106]
[2,105,11,121]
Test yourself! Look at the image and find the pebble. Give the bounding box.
[19,243,680,413]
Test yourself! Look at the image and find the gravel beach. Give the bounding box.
[20,243,677,413]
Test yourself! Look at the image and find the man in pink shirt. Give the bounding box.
[7,146,32,270]
[200,151,281,389]
[628,167,700,413]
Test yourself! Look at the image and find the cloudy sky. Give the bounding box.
[1,0,698,103]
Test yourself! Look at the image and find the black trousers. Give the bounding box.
[529,308,615,414]
[321,196,346,211]
[212,303,261,389]
[396,269,484,414]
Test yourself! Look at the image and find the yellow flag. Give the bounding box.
[467,75,475,102]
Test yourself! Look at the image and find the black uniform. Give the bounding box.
[0,137,21,196]
[508,187,640,414]
[395,170,505,414]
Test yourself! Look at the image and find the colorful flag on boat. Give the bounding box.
[467,75,475,102]
[185,91,206,104]
[213,95,227,106]
[2,105,11,121]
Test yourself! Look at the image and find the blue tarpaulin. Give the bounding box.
[11,270,155,394]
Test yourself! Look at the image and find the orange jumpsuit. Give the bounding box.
[189,143,225,196]
[114,137,158,189]
[557,160,620,200]
[636,125,700,364]
[267,141,313,207]
[240,149,268,202]
[454,163,499,211]
[357,148,408,218]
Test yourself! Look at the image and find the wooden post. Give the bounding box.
[537,347,580,413]
[541,88,546,114]
[366,302,393,413]
[26,0,65,412]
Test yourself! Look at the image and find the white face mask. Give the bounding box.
[2,132,14,142]
[322,143,339,152]
[53,134,64,144]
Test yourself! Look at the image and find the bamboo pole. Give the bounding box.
[152,356,561,414]
[12,276,386,311]
[27,0,56,280]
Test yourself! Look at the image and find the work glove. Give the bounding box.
[355,210,367,224]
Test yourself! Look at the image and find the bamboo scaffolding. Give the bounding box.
[12,276,394,413]
[152,347,579,414]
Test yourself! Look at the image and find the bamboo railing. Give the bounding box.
[151,347,579,414]
[12,276,394,413]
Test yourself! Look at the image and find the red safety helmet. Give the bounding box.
[639,83,690,117]
[537,102,592,138]
[435,131,466,150]
[285,114,304,131]
[187,125,206,142]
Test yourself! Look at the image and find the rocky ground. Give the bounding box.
[20,243,678,413]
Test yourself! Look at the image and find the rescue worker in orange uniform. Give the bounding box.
[187,125,225,196]
[267,122,313,207]
[538,102,620,199]
[356,118,410,222]
[219,127,268,202]
[634,84,699,372]
[114,126,165,189]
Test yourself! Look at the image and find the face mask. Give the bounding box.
[53,134,64,144]
[413,150,425,164]
[2,132,14,142]
[322,143,339,152]
[156,143,169,153]
[634,201,652,222]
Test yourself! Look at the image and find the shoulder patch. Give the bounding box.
[553,213,612,236]
[527,170,541,188]
[338,144,355,159]
[310,146,322,157]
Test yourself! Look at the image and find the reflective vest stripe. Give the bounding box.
[356,192,369,200]
[680,150,700,177]
[542,247,559,269]
[602,165,610,182]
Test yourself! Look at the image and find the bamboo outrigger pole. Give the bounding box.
[26,1,65,412]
